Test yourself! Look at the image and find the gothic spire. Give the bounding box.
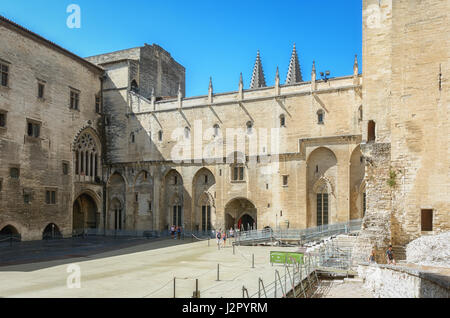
[285,44,303,84]
[250,50,266,89]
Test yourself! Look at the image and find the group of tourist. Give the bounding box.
[170,225,182,240]
[368,245,396,265]
[215,228,235,248]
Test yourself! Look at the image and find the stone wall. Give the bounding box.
[359,0,449,255]
[0,18,103,240]
[358,263,450,298]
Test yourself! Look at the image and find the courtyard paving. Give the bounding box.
[0,238,298,298]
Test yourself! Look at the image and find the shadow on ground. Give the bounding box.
[0,236,197,272]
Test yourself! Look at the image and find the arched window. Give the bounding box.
[316,183,329,226]
[367,120,376,142]
[317,110,324,124]
[246,121,253,134]
[358,105,363,122]
[130,132,135,143]
[130,80,139,93]
[184,127,190,139]
[74,131,100,179]
[280,114,286,127]
[158,130,163,141]
[213,124,220,137]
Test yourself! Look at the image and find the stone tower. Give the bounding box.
[356,0,449,261]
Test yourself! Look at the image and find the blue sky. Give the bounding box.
[1,0,362,97]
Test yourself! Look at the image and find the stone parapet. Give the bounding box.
[358,263,450,298]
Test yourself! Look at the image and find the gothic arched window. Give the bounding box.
[246,121,253,134]
[317,110,324,125]
[74,131,100,180]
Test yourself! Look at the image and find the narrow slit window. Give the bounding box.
[0,112,6,128]
[1,63,9,87]
[38,82,45,99]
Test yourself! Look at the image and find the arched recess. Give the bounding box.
[163,170,184,230]
[42,223,62,240]
[192,168,216,232]
[0,225,21,241]
[224,198,257,231]
[110,198,123,230]
[350,146,365,219]
[107,172,126,230]
[73,192,99,232]
[134,170,154,230]
[73,127,102,183]
[307,147,338,227]
[131,79,139,93]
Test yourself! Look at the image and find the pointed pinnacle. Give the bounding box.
[286,44,303,84]
[250,50,266,88]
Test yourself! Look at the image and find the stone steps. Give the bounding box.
[392,246,406,261]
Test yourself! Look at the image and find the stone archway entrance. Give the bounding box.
[224,198,257,231]
[73,193,98,233]
[238,214,256,231]
[0,225,21,241]
[42,223,62,240]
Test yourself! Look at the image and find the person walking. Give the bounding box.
[368,248,377,263]
[177,226,182,240]
[216,229,222,248]
[170,225,175,239]
[386,245,396,265]
[222,231,227,247]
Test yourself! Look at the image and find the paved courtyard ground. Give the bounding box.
[0,238,298,298]
[315,279,374,298]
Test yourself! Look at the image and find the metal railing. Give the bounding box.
[71,228,217,240]
[237,219,362,246]
[243,254,320,298]
[0,234,22,247]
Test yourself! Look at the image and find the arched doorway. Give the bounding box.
[224,198,257,231]
[307,147,337,227]
[107,172,126,230]
[0,225,21,241]
[42,223,62,240]
[110,198,123,230]
[315,180,330,226]
[73,193,98,233]
[164,170,184,230]
[238,214,256,231]
[134,170,154,230]
[193,168,216,232]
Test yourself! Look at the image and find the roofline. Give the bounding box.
[154,73,361,104]
[85,46,142,60]
[0,15,104,74]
